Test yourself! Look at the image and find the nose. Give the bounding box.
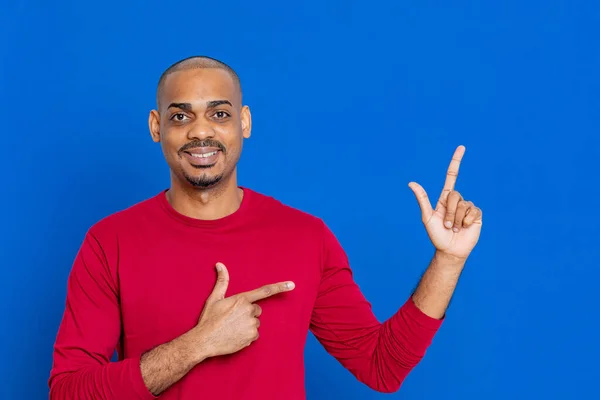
[186,117,215,141]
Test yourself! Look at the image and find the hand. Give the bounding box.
[194,262,295,359]
[408,145,483,261]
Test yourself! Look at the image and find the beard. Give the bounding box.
[183,170,224,188]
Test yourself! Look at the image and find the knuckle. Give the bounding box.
[262,286,274,296]
[235,297,247,307]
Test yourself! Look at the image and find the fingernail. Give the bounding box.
[445,221,452,228]
[286,282,295,290]
[216,263,223,271]
[453,227,459,233]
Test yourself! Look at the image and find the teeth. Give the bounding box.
[191,151,218,158]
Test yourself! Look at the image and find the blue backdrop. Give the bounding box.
[1,1,598,399]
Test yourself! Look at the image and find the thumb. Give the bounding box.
[408,182,434,221]
[208,262,230,301]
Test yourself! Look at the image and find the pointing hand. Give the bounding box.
[194,262,295,358]
[408,145,483,261]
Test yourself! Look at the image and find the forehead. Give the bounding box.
[159,68,240,109]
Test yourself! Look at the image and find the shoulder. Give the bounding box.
[85,191,164,240]
[245,187,345,252]
[248,189,349,269]
[246,187,327,232]
[67,193,164,280]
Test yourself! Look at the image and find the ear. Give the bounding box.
[241,105,252,139]
[149,110,161,143]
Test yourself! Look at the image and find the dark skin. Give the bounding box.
[141,68,295,396]
[148,67,252,220]
[140,65,483,396]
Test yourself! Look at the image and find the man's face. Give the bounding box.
[149,68,251,189]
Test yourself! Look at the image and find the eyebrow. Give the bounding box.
[167,100,233,111]
[207,100,233,108]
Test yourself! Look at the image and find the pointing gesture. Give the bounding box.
[408,145,482,260]
[195,263,295,358]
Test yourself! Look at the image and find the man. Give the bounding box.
[48,56,482,400]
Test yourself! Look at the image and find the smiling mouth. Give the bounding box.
[188,151,219,158]
[183,148,222,168]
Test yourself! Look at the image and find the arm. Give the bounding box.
[139,329,208,396]
[408,145,483,317]
[411,251,465,319]
[310,145,482,393]
[48,229,207,399]
[309,222,443,394]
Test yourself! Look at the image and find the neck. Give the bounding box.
[166,171,243,221]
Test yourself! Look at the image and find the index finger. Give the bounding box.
[241,281,295,303]
[441,145,466,194]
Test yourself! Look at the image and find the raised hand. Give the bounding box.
[194,262,295,358]
[408,145,482,261]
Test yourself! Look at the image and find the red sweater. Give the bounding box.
[49,187,443,399]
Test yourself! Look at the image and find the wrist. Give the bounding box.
[186,326,214,364]
[433,250,467,270]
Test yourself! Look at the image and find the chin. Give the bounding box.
[183,171,225,189]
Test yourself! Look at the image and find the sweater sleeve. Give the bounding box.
[48,228,157,400]
[309,221,444,393]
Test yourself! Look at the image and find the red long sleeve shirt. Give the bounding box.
[48,187,443,399]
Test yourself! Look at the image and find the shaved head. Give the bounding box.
[156,55,242,110]
[148,55,252,194]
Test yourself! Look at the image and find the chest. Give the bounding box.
[116,228,322,355]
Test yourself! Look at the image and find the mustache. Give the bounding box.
[179,139,227,154]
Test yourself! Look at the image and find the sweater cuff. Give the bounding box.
[401,297,444,332]
[129,355,160,399]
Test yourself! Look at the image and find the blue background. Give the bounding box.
[1,1,598,399]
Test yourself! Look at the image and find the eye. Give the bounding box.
[170,113,189,122]
[214,111,230,120]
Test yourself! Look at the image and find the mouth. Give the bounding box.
[182,148,222,168]
[189,150,219,158]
